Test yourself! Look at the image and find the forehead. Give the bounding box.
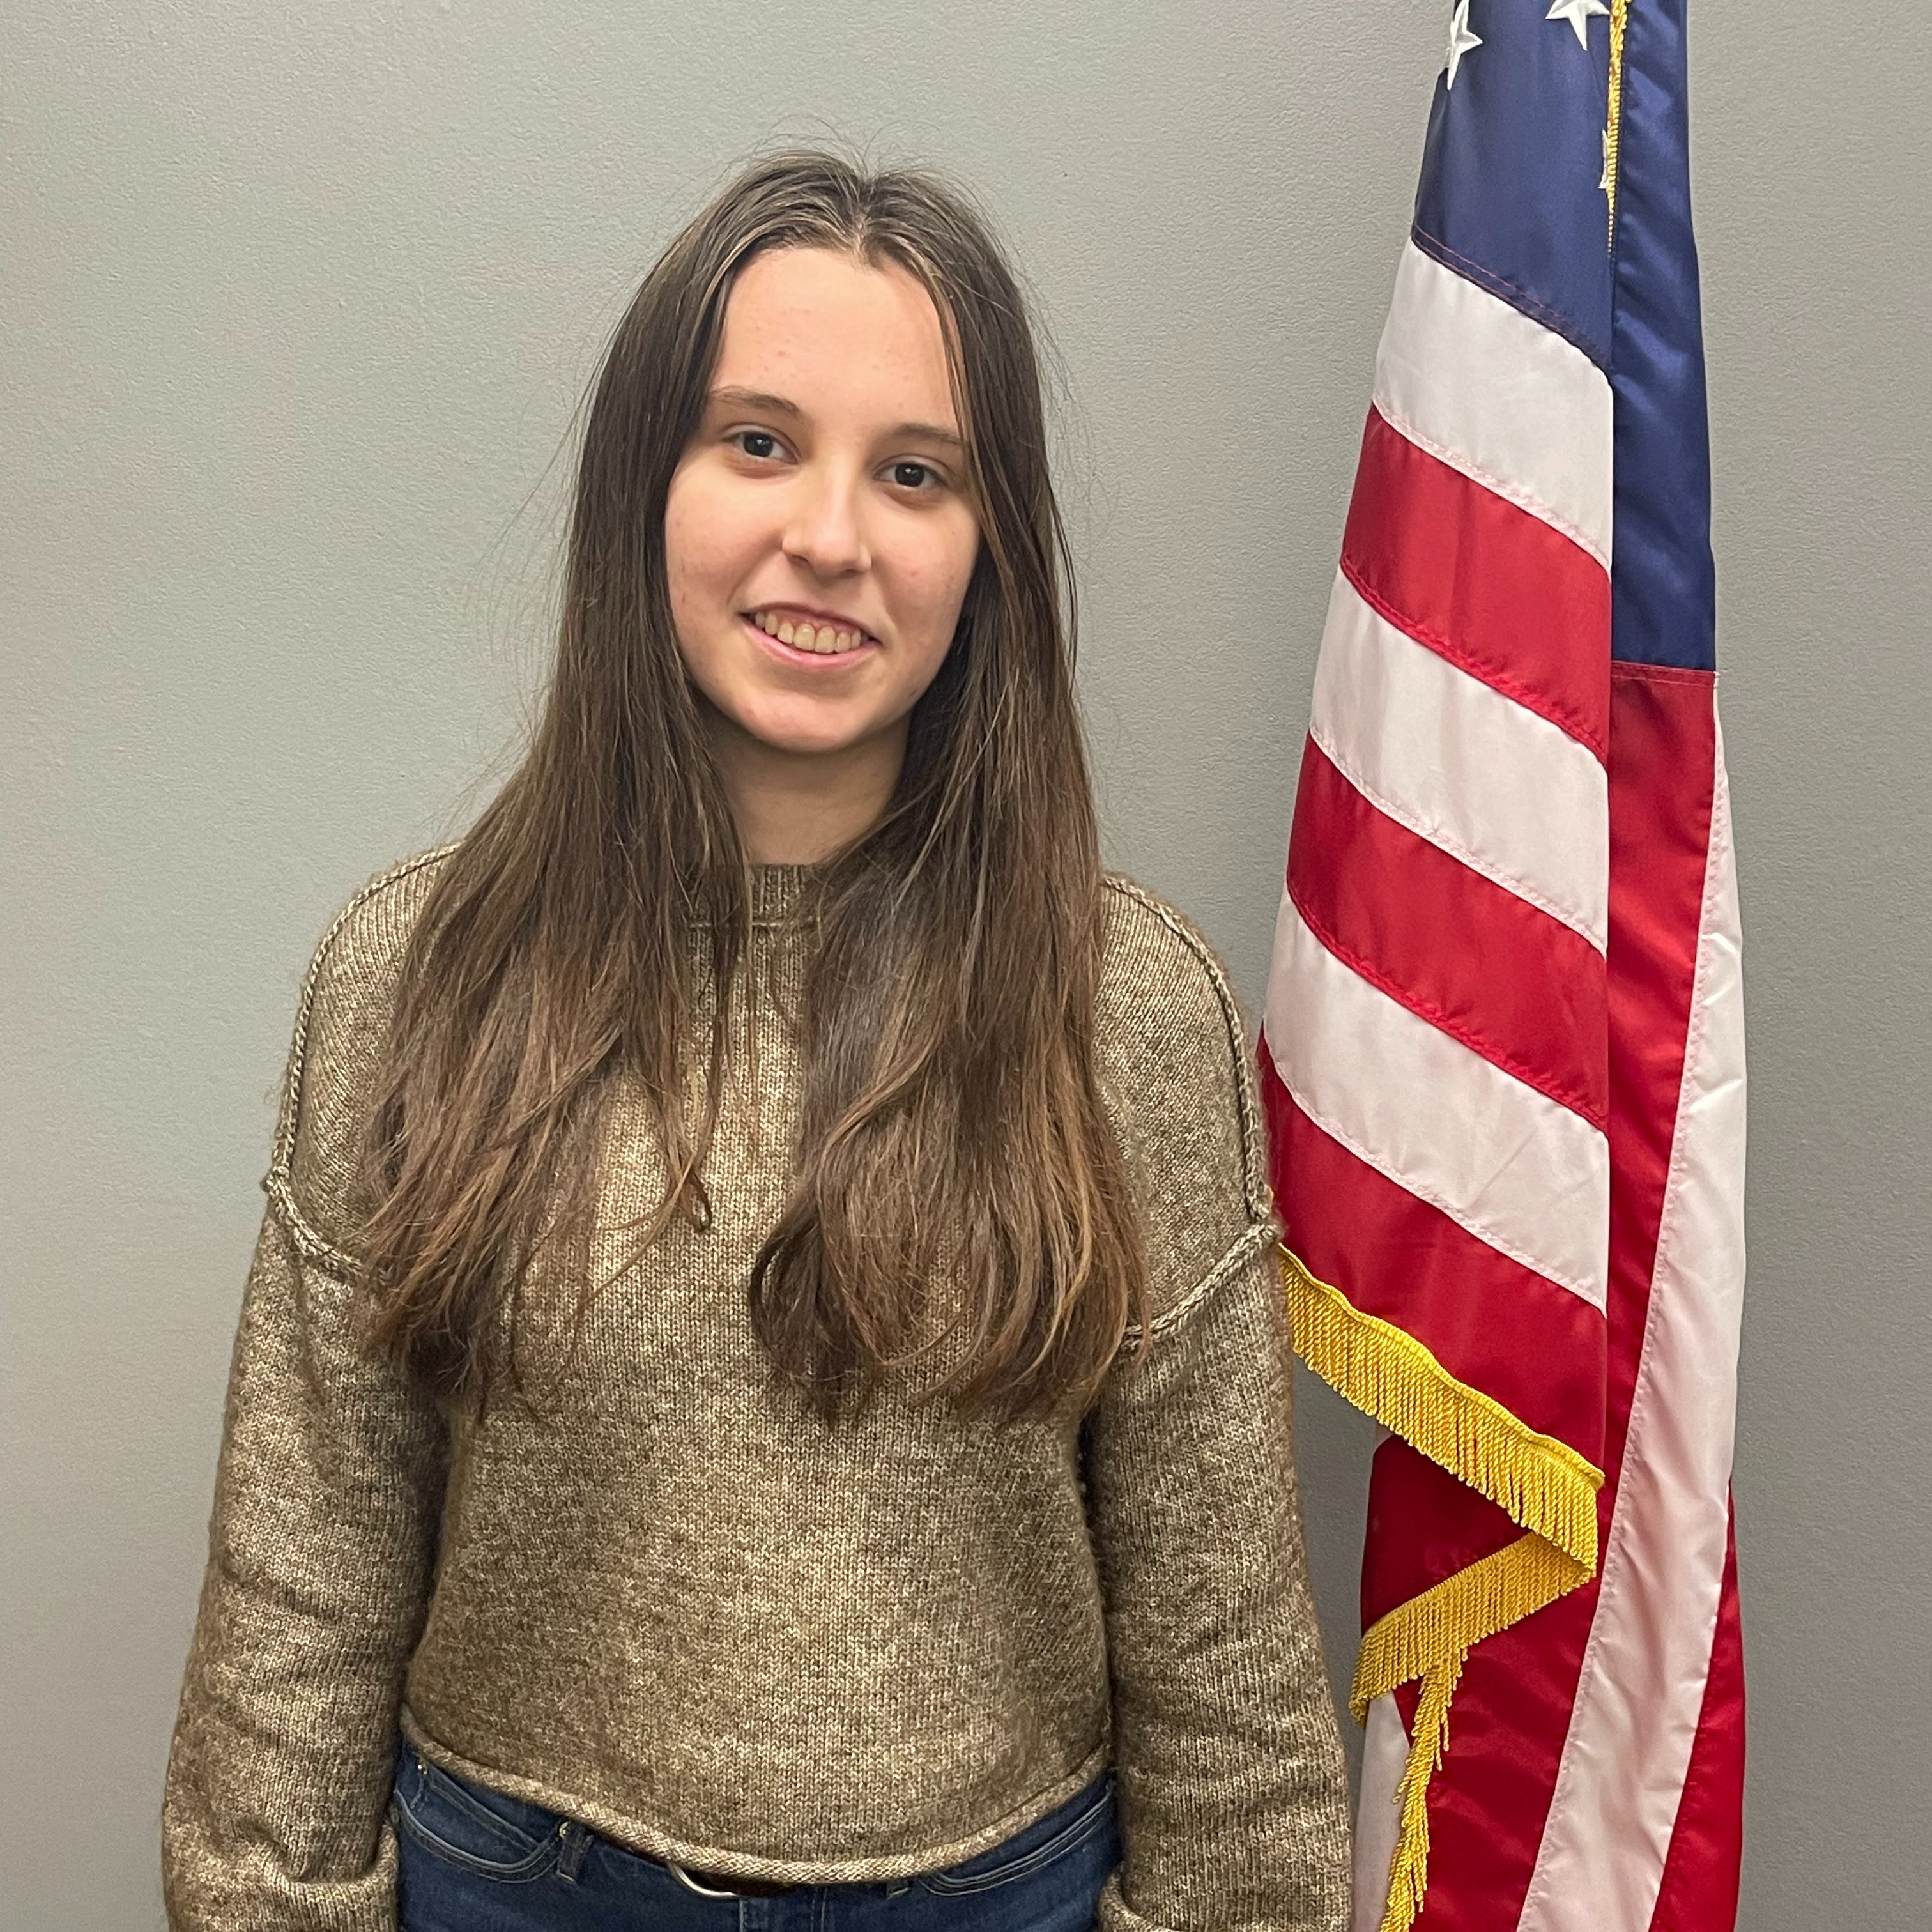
[712,247,959,432]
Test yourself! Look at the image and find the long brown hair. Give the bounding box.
[353,149,1151,1428]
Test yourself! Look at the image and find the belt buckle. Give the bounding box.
[668,1858,799,1899]
[668,1859,746,1899]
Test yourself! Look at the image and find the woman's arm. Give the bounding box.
[1082,1220,1352,1932]
[1083,878,1352,1932]
[162,862,450,1931]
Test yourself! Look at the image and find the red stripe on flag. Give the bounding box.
[1342,407,1611,763]
[1400,668,1722,1931]
[1599,665,1719,1480]
[1361,1438,1524,1642]
[1261,1057,1606,1462]
[1287,737,1609,1130]
[1416,1588,1603,1932]
[1649,1501,1746,1930]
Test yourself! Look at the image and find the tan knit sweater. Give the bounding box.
[161,850,1351,1931]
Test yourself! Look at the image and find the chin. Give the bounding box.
[734,699,876,759]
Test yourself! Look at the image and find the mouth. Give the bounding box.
[739,606,878,664]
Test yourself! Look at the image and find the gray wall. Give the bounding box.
[3,3,1925,1927]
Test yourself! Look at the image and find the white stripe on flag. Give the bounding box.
[1516,728,1748,1932]
[1263,890,1610,1308]
[1373,241,1613,567]
[1308,569,1610,951]
[1353,1694,1409,1932]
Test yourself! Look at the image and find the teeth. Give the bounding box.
[753,611,862,654]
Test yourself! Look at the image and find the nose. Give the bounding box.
[780,460,871,579]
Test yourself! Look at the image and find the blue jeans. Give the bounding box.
[390,1739,1122,1931]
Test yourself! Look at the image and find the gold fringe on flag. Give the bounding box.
[1351,1533,1590,1727]
[1375,1648,1465,1932]
[1279,1246,1604,1932]
[1605,0,1630,245]
[1281,1251,1602,1566]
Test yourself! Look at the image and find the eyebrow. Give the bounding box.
[707,385,966,452]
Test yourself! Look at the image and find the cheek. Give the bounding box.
[896,512,981,648]
[662,471,716,614]
[664,467,760,627]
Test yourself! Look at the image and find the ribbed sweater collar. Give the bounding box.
[746,862,816,926]
[680,863,820,930]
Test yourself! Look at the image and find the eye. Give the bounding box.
[889,460,943,491]
[729,429,784,461]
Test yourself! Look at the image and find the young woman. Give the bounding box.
[161,151,1351,1932]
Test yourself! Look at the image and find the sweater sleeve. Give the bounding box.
[162,866,449,1931]
[1082,879,1352,1932]
[1082,1223,1353,1932]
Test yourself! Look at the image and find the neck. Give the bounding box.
[702,703,908,864]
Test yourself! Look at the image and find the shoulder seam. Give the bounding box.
[262,1180,361,1280]
[264,843,459,1261]
[1100,874,1273,1227]
[1122,1218,1275,1345]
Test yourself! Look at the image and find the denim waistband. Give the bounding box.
[390,1736,1118,1900]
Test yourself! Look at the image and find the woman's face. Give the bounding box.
[664,245,982,769]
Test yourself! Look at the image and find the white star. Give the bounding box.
[1445,1,1483,89]
[1547,0,1611,49]
[1600,125,1613,194]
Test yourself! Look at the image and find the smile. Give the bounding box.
[743,608,877,658]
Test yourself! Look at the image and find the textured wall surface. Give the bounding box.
[3,4,1926,1926]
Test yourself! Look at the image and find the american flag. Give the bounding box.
[1257,4,1747,1928]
